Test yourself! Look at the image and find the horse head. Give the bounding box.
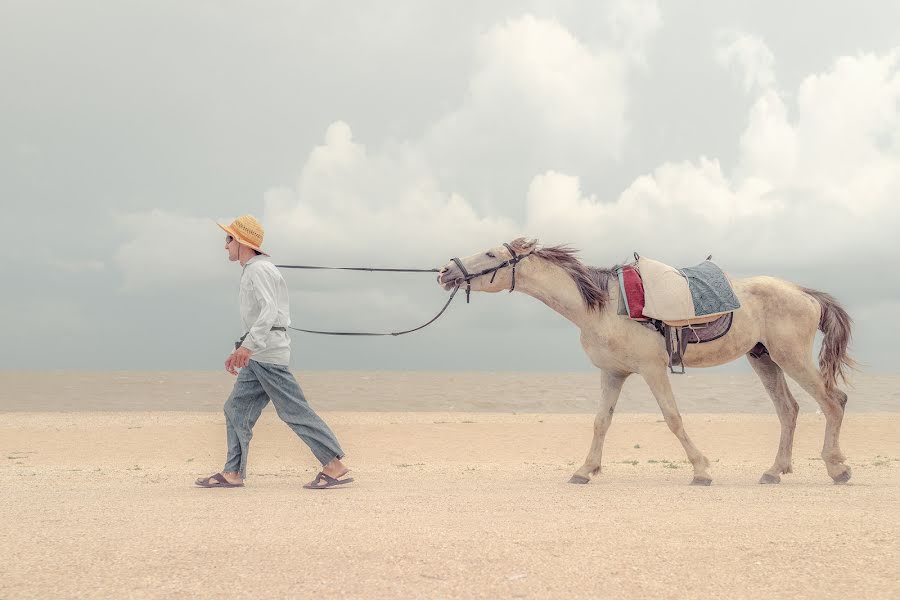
[437,238,538,294]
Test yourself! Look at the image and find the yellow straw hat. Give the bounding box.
[217,214,269,256]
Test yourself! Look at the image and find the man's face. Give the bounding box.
[225,235,240,262]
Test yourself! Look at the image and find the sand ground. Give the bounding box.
[3,370,898,412]
[2,393,898,598]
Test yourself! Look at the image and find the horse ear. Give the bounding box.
[519,238,537,250]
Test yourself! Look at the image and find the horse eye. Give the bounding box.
[486,252,496,258]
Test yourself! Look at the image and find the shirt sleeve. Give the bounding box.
[240,265,279,354]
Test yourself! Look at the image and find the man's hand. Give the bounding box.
[225,347,253,375]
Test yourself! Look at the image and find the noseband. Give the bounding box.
[450,243,533,303]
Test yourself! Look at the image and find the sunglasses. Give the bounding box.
[225,235,234,244]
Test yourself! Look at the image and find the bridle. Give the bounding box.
[274,241,534,335]
[450,242,534,303]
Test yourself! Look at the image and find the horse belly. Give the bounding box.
[682,339,750,368]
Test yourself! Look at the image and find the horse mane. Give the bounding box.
[508,238,618,312]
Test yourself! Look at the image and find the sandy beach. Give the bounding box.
[1,372,898,599]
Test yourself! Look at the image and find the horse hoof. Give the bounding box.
[832,467,852,484]
[568,475,590,485]
[690,477,712,486]
[759,473,781,485]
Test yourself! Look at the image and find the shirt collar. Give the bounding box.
[242,254,270,271]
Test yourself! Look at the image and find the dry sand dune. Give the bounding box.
[1,372,898,599]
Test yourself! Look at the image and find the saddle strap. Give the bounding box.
[648,313,735,374]
[664,326,689,374]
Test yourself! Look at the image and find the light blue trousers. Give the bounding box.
[223,360,344,478]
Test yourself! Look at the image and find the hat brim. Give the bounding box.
[217,222,269,256]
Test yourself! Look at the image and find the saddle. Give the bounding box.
[616,254,741,373]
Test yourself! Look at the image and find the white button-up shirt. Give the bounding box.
[238,255,291,365]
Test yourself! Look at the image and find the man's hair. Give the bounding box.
[253,249,263,256]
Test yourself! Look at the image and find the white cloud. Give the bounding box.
[264,122,519,271]
[423,14,630,203]
[523,47,900,274]
[793,51,900,203]
[524,162,750,266]
[607,0,662,66]
[715,30,776,92]
[114,29,900,310]
[737,90,797,184]
[114,14,649,289]
[113,122,520,295]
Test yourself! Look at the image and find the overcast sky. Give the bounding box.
[4,1,900,372]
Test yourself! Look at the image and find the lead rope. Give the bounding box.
[274,262,460,336]
[275,244,531,335]
[275,264,439,273]
[286,285,461,336]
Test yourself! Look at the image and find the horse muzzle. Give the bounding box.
[437,264,463,290]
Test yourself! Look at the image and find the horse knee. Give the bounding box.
[835,390,848,409]
[662,413,683,433]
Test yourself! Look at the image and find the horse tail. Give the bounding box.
[800,287,857,393]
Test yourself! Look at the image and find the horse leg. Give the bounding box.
[747,352,799,484]
[642,368,712,485]
[768,350,851,483]
[569,370,630,484]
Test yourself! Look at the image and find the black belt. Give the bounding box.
[235,327,287,350]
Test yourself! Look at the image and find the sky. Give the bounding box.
[3,1,900,372]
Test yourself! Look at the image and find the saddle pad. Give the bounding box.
[638,257,740,322]
[681,312,733,344]
[638,312,733,344]
[678,261,741,317]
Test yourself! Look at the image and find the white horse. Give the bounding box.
[438,238,855,485]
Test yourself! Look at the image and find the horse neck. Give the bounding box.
[515,258,594,328]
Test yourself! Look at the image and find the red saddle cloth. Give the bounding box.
[619,265,645,319]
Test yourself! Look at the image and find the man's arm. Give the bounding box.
[242,265,280,353]
[227,265,279,373]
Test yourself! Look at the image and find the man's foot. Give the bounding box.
[322,458,349,479]
[303,471,354,489]
[303,458,353,489]
[195,472,244,488]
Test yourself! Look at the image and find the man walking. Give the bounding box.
[195,214,353,489]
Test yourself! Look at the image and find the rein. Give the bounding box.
[273,262,453,336]
[275,265,439,273]
[274,243,532,336]
[281,285,461,337]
